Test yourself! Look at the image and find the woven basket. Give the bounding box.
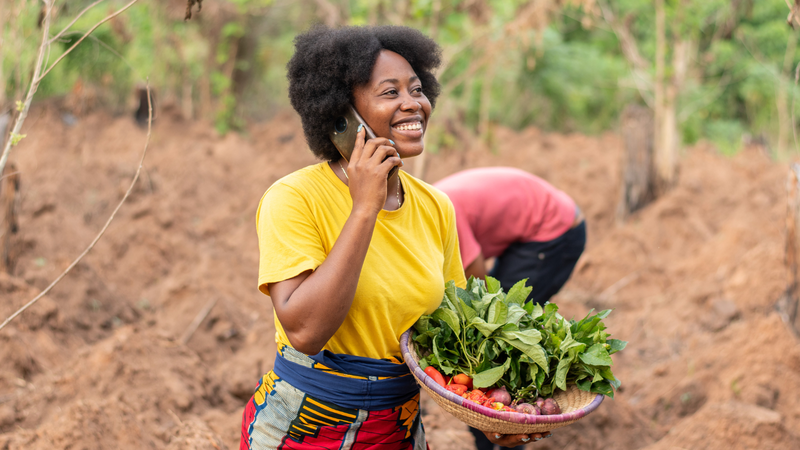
[400,329,604,434]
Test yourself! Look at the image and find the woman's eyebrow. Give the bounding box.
[377,75,420,87]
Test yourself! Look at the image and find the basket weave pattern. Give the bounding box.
[400,330,604,434]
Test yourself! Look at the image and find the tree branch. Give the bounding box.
[0,84,154,332]
[0,0,53,180]
[596,0,654,108]
[36,0,139,84]
[48,0,107,45]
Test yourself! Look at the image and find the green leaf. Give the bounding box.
[470,317,503,337]
[459,299,478,323]
[472,359,511,388]
[576,377,592,392]
[607,339,628,355]
[506,304,528,325]
[443,281,461,314]
[413,316,431,334]
[559,326,585,356]
[472,294,498,319]
[501,329,542,345]
[590,380,614,398]
[433,309,461,336]
[456,287,477,307]
[485,276,502,294]
[530,303,544,319]
[488,299,508,325]
[579,343,613,366]
[499,337,548,371]
[555,354,574,391]
[10,133,26,146]
[505,278,532,305]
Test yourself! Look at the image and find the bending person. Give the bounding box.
[434,166,586,306]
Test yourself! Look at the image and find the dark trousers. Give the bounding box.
[469,223,586,450]
[489,221,586,305]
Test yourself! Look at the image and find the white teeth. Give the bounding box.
[394,122,422,131]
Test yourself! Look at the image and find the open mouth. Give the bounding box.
[393,121,423,132]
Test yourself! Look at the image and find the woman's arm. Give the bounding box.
[267,128,401,355]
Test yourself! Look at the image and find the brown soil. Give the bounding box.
[1,104,799,450]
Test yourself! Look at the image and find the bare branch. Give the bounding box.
[48,0,107,45]
[36,0,139,84]
[0,0,53,180]
[0,84,154,332]
[596,0,654,107]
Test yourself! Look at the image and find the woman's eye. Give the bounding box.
[384,89,398,96]
[412,87,423,93]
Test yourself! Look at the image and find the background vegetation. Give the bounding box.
[1,0,798,156]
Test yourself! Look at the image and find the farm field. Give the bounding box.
[1,104,799,450]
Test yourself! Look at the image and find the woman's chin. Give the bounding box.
[398,142,426,159]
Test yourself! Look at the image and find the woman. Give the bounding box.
[239,25,548,449]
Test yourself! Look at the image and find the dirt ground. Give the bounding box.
[1,102,799,450]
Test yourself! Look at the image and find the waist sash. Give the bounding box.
[273,348,420,411]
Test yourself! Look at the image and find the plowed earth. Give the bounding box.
[1,104,799,450]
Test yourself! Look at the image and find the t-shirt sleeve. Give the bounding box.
[442,198,468,289]
[256,183,326,296]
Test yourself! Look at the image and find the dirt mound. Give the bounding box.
[1,105,799,450]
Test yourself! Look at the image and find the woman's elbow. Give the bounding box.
[284,331,325,356]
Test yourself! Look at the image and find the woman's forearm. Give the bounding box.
[271,206,377,355]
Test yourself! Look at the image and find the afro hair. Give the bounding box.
[286,25,442,161]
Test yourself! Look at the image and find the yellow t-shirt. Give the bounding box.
[256,162,467,360]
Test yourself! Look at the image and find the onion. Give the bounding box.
[541,398,562,415]
[484,386,512,405]
[514,403,540,415]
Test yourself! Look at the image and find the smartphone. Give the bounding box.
[329,105,399,179]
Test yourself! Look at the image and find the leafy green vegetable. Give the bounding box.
[412,276,627,401]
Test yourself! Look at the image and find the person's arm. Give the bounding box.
[464,252,487,281]
[267,128,401,355]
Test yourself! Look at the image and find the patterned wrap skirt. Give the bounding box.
[239,343,427,450]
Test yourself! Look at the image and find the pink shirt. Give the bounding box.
[433,167,576,267]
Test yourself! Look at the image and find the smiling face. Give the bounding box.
[352,50,432,158]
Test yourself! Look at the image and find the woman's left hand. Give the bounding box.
[482,430,552,447]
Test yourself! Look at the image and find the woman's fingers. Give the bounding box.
[349,125,367,162]
[351,134,399,178]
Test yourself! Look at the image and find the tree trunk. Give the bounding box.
[653,0,673,195]
[782,164,800,336]
[653,0,686,195]
[0,162,20,273]
[777,32,797,157]
[617,104,655,222]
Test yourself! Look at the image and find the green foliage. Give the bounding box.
[413,277,625,400]
[3,0,800,148]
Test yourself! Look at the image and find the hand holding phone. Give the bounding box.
[329,105,399,179]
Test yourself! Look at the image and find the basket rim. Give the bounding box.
[400,328,604,425]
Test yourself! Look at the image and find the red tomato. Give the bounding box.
[452,374,473,389]
[467,390,488,403]
[424,366,447,387]
[443,375,452,385]
[445,384,468,396]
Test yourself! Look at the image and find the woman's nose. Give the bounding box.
[400,97,421,112]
